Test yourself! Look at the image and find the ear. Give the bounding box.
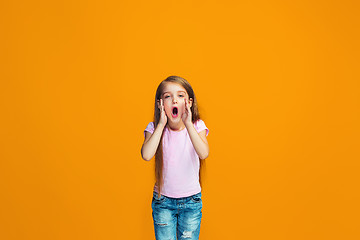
[156,99,161,109]
[189,98,193,108]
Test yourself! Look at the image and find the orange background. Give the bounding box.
[1,0,359,239]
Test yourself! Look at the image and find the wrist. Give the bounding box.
[157,122,166,129]
[184,120,193,128]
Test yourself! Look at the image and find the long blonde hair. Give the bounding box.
[153,76,204,197]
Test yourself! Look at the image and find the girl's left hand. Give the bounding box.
[182,98,192,125]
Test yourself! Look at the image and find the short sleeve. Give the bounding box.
[144,122,155,137]
[194,119,209,136]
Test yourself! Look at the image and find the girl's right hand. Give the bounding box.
[157,98,167,126]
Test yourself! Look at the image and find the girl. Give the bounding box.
[141,76,209,240]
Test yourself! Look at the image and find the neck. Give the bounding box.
[167,121,186,131]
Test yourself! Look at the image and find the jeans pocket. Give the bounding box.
[153,192,166,203]
[190,192,202,203]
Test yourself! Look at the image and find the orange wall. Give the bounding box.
[1,1,359,239]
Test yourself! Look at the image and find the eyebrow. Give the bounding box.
[162,91,186,95]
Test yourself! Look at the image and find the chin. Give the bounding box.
[168,116,181,124]
[171,117,180,123]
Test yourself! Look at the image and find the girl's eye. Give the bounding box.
[164,96,170,98]
[179,95,184,97]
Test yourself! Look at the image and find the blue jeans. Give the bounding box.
[151,191,202,240]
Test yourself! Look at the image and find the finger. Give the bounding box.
[159,99,163,111]
[161,99,165,111]
[185,98,190,110]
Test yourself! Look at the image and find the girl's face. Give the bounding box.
[161,82,192,123]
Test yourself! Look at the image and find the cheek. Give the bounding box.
[179,102,185,110]
[163,103,172,113]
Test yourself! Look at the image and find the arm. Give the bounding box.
[185,122,209,160]
[141,123,165,161]
[141,99,167,161]
[182,97,209,160]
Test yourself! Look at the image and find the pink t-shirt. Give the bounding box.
[144,119,209,198]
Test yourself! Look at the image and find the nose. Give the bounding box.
[172,97,178,104]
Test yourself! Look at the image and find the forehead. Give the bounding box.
[162,82,187,94]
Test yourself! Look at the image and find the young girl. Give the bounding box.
[141,76,209,240]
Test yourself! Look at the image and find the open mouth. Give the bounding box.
[171,107,178,118]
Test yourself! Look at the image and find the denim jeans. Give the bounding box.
[151,191,202,240]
